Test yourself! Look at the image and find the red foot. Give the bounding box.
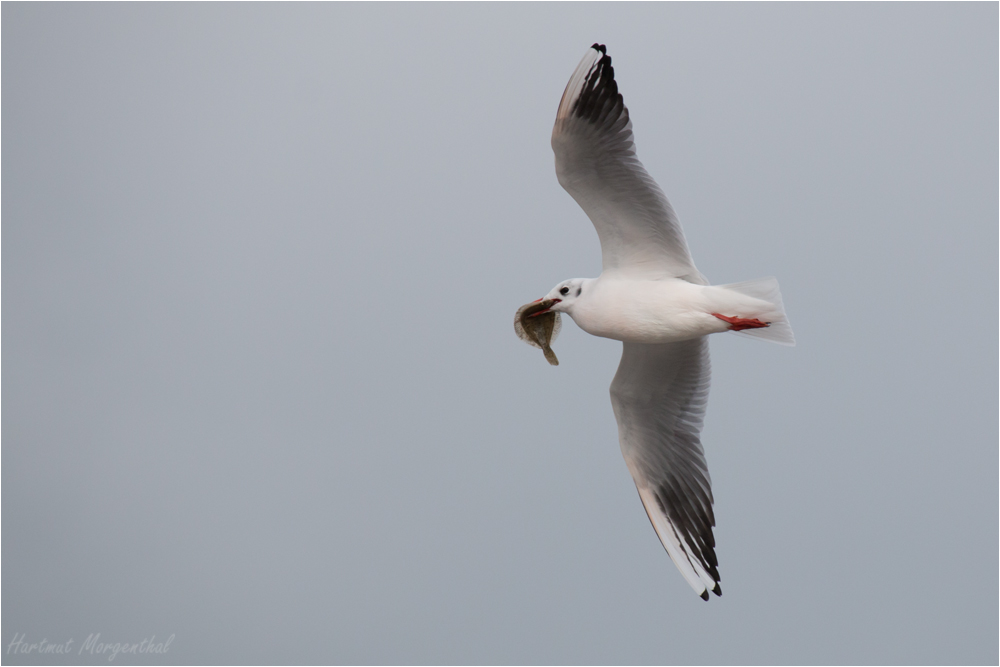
[712,313,770,331]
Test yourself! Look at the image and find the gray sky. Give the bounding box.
[3,3,997,665]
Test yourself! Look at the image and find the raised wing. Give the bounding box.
[552,45,705,284]
[610,338,721,599]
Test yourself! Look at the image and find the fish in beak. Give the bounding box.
[514,298,563,366]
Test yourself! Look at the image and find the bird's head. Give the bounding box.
[537,278,587,314]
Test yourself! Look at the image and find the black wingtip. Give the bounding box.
[699,589,710,601]
[590,43,607,55]
[712,583,722,597]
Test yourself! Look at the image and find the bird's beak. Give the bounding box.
[524,298,561,318]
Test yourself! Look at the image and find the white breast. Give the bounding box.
[567,277,720,344]
[568,276,782,344]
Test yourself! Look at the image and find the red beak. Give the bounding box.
[526,298,562,318]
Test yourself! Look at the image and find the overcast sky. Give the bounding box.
[3,3,997,665]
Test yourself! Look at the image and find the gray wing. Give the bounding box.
[610,337,721,599]
[551,45,706,284]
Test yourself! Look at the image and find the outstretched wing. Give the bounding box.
[552,45,705,284]
[610,338,721,600]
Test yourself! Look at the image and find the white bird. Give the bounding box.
[526,44,794,600]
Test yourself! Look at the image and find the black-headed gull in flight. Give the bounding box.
[521,44,794,600]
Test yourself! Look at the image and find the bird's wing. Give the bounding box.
[610,338,721,599]
[552,45,705,284]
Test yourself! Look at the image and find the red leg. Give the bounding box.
[712,313,770,331]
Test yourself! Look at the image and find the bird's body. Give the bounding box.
[519,44,794,600]
[561,276,786,344]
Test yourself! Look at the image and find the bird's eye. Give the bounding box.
[559,287,570,296]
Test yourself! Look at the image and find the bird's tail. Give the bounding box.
[717,277,795,346]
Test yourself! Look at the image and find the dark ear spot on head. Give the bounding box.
[576,287,582,296]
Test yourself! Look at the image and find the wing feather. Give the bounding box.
[610,338,721,599]
[552,45,705,283]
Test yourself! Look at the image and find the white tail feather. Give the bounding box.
[718,277,796,346]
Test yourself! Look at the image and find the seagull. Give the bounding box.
[525,44,794,600]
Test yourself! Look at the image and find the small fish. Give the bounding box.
[514,299,562,366]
